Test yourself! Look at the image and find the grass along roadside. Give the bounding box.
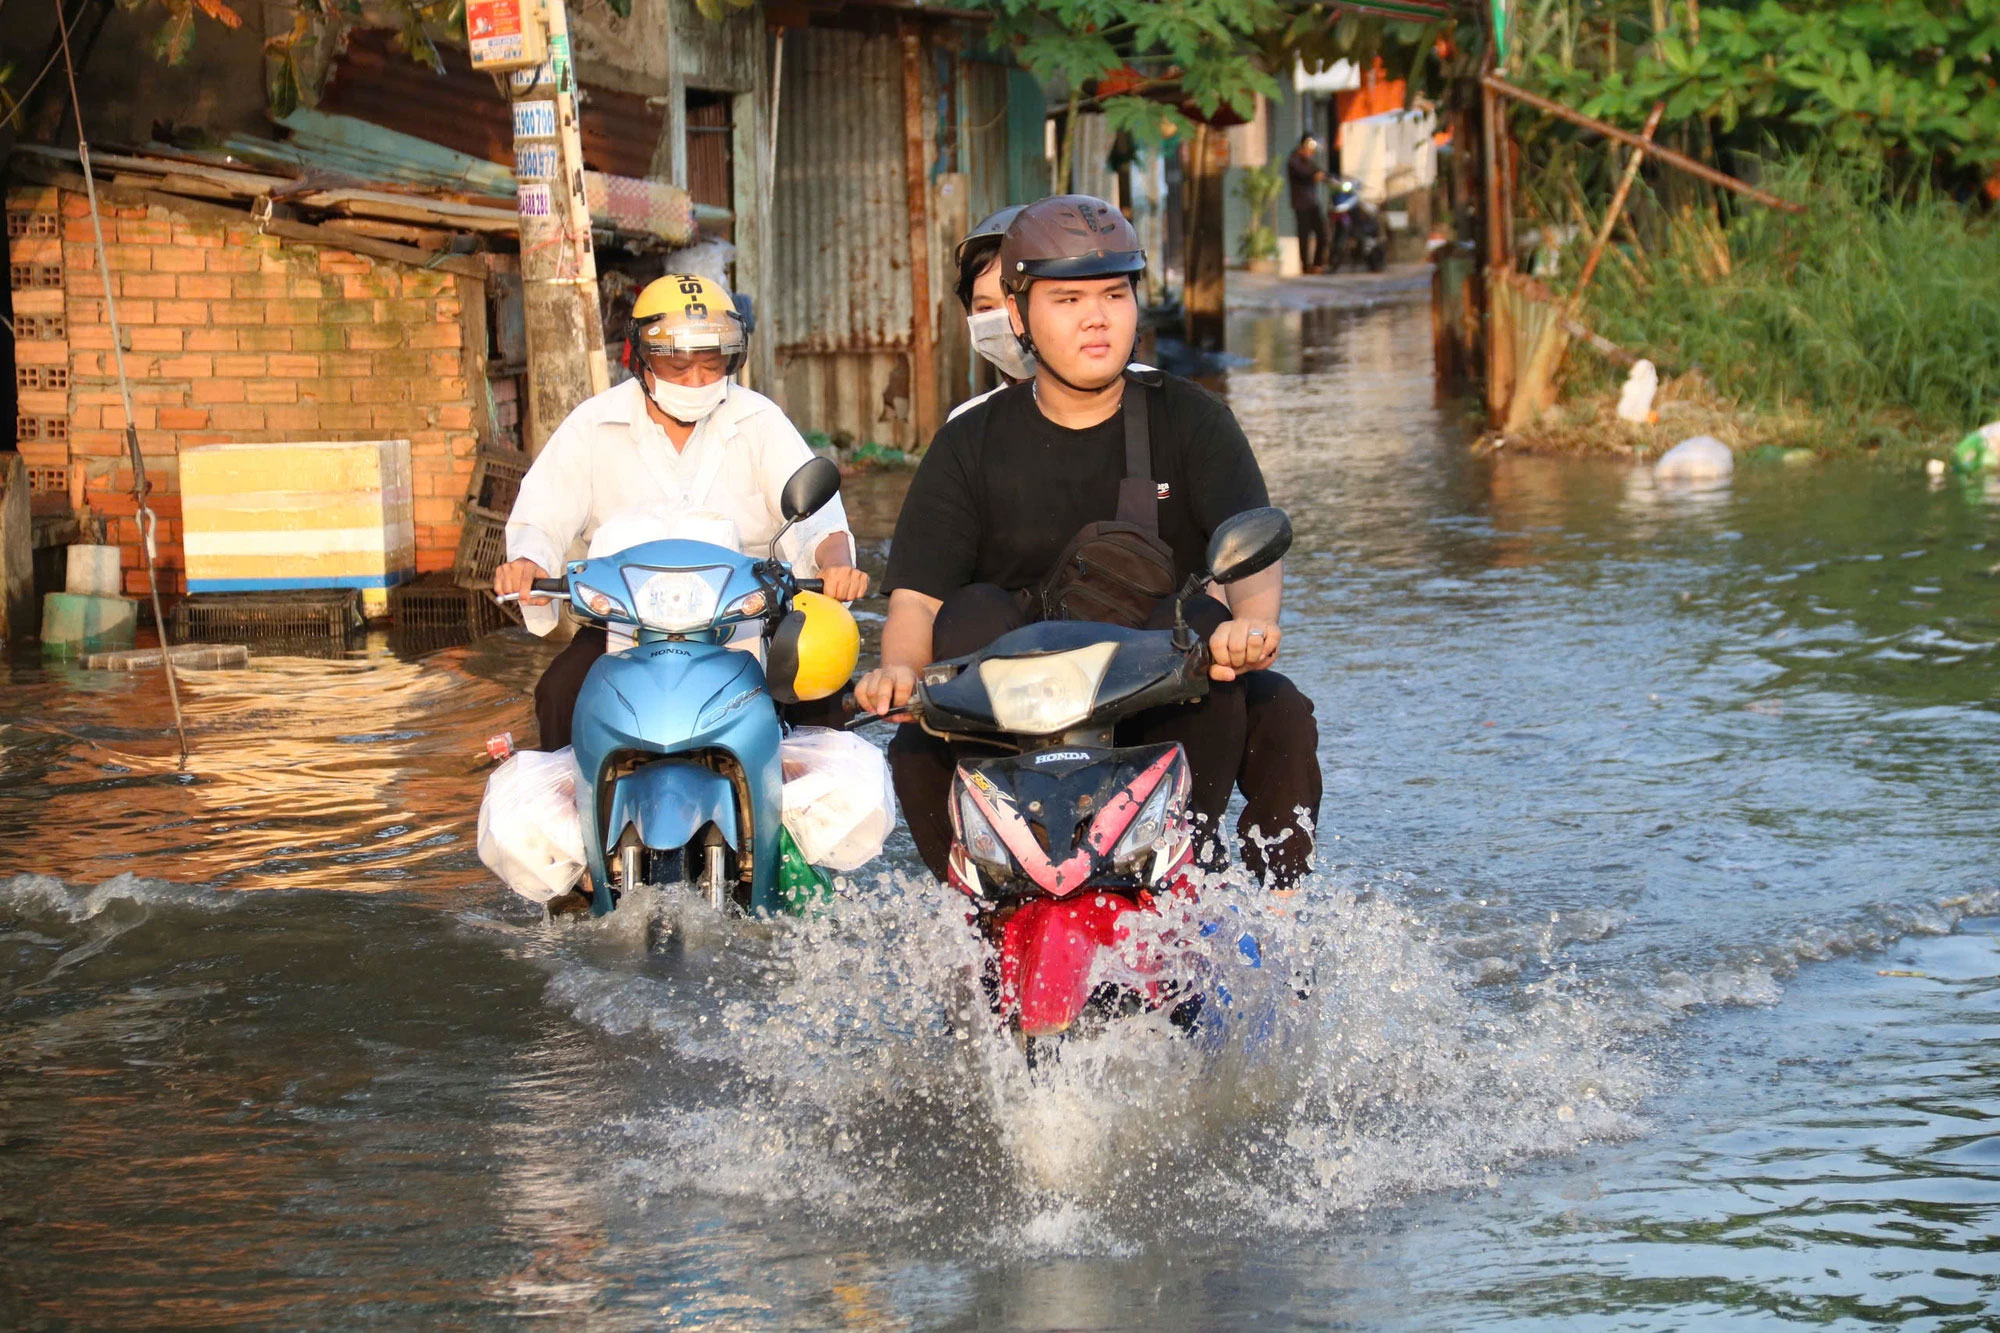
[1508,155,2000,466]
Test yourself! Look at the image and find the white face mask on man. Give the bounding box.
[647,373,729,424]
[966,309,1037,382]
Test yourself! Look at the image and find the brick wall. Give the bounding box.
[7,183,484,597]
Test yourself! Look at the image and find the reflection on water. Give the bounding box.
[0,642,535,892]
[2,296,1996,1329]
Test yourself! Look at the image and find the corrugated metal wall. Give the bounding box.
[769,27,1044,450]
[962,60,1012,226]
[1006,68,1050,205]
[770,27,912,354]
[1069,112,1122,204]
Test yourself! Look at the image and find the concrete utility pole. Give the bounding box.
[510,0,610,455]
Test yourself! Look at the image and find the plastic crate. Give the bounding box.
[452,504,509,590]
[468,448,529,513]
[390,573,511,639]
[169,589,364,651]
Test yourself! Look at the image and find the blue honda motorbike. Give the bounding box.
[515,458,844,917]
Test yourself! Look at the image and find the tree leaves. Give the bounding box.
[969,0,1283,143]
[1518,0,2000,176]
[194,0,243,29]
[152,1,197,65]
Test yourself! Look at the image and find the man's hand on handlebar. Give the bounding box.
[494,557,554,606]
[817,564,871,603]
[854,663,918,721]
[1208,617,1281,681]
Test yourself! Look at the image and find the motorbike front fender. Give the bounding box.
[602,760,739,859]
[570,640,783,915]
[1001,894,1146,1037]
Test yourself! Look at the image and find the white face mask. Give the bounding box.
[967,309,1037,382]
[647,373,728,424]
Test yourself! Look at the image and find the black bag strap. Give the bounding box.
[1115,373,1159,536]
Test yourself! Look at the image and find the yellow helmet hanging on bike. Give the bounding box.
[766,590,859,705]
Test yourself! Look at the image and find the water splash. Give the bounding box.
[543,869,1652,1255]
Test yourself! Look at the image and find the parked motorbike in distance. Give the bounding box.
[1329,177,1389,274]
[510,457,852,917]
[907,507,1294,1058]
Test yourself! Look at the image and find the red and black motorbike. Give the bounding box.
[907,508,1293,1052]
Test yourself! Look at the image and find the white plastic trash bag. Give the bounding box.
[780,728,896,872]
[478,747,587,903]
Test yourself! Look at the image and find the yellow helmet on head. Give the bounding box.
[629,273,748,376]
[765,591,859,705]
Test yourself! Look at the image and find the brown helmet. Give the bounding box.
[997,194,1146,295]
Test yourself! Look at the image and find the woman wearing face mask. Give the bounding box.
[495,272,869,750]
[954,206,1037,407]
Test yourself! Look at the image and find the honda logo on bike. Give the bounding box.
[1033,750,1092,764]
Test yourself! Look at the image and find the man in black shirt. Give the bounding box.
[1288,134,1332,274]
[856,195,1321,888]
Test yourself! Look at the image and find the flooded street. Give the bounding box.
[4,294,1997,1328]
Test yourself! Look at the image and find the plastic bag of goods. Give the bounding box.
[779,727,897,872]
[478,747,587,903]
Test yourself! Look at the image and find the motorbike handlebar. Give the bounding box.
[795,578,824,593]
[530,577,567,594]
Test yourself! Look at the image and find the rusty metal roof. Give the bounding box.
[321,29,664,181]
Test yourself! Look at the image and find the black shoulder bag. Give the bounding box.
[1039,374,1179,628]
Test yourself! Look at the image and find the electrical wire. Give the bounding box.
[2,0,85,130]
[57,2,191,768]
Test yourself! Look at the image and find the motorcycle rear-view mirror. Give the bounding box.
[780,457,841,522]
[1206,507,1292,585]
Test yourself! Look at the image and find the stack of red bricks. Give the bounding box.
[8,183,485,597]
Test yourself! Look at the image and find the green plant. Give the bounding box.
[1563,153,2000,449]
[1512,0,2000,178]
[847,441,915,468]
[1235,163,1284,261]
[1239,224,1279,262]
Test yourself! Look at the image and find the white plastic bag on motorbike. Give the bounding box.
[779,728,896,871]
[477,747,587,903]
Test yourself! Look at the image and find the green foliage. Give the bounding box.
[1514,0,2000,175]
[968,0,1284,152]
[1236,162,1285,218]
[1570,155,2000,445]
[1235,163,1284,259]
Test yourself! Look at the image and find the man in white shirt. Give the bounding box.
[495,273,868,748]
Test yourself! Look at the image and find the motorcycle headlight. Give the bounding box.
[976,642,1118,736]
[624,565,731,633]
[1110,775,1176,871]
[955,786,1011,872]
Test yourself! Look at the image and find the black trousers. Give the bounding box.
[1294,205,1331,271]
[887,584,1322,889]
[531,627,848,752]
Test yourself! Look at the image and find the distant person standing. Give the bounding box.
[1287,134,1332,274]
